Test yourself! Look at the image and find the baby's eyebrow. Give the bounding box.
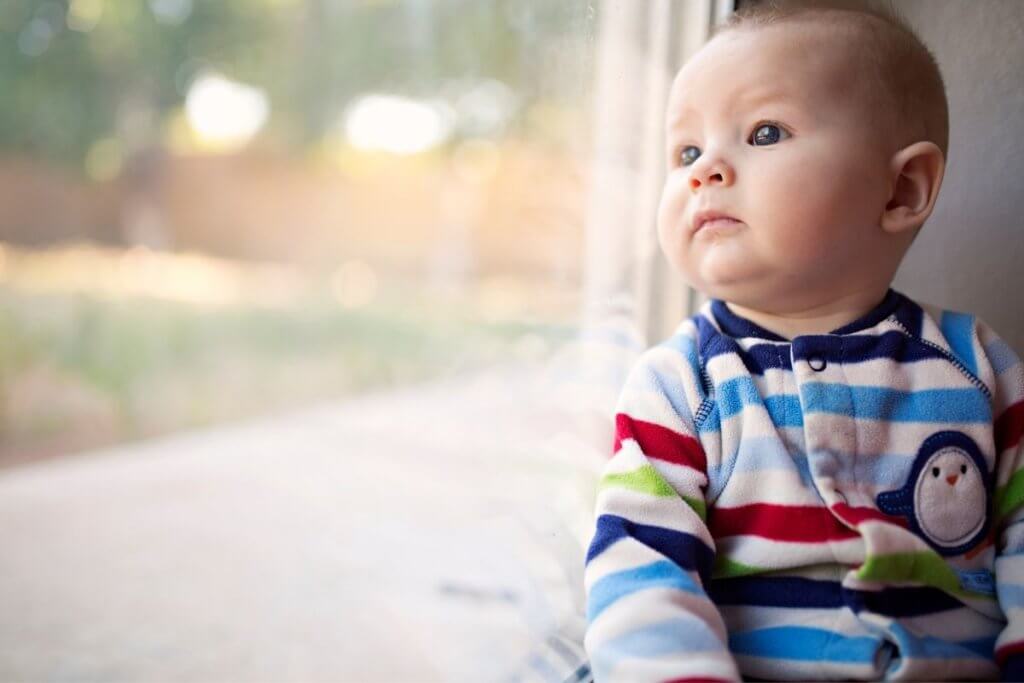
[667,87,800,132]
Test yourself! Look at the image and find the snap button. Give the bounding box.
[808,355,827,372]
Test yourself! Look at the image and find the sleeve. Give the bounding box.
[977,323,1024,680]
[583,343,740,682]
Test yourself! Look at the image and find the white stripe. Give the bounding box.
[714,467,823,507]
[719,603,849,632]
[900,607,1003,642]
[717,534,865,571]
[585,587,729,652]
[585,536,708,593]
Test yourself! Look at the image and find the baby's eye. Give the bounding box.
[749,123,790,146]
[678,145,701,167]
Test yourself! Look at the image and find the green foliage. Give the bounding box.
[0,283,572,457]
[0,0,598,168]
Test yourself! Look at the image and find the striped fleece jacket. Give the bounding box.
[584,289,1024,681]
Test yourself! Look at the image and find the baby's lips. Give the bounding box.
[691,209,741,235]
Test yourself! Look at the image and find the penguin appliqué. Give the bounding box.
[876,431,992,556]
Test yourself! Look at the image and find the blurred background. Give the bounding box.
[0,0,596,466]
[4,1,1020,680]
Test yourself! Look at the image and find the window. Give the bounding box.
[0,1,726,681]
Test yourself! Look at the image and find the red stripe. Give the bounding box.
[996,640,1024,665]
[614,414,707,472]
[996,400,1024,454]
[709,503,860,543]
[831,502,908,529]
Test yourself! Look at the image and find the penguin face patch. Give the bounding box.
[877,431,991,556]
[913,448,986,546]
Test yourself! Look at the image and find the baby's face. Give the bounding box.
[658,22,898,311]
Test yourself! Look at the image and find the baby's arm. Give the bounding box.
[584,345,739,682]
[980,322,1024,679]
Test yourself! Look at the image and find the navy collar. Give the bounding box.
[709,289,907,342]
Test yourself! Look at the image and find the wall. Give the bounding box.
[894,0,1024,354]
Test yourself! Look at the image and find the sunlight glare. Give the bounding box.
[344,95,453,155]
[184,73,269,152]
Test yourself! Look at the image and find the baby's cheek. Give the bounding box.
[656,181,689,248]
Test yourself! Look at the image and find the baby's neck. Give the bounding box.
[725,288,891,340]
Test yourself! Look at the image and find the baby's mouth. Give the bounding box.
[692,209,741,236]
[696,217,741,233]
[692,212,742,236]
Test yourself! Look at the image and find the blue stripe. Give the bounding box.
[986,338,1020,375]
[591,616,725,680]
[715,376,803,426]
[790,330,948,366]
[697,316,783,377]
[709,577,963,617]
[746,342,793,372]
[940,311,978,377]
[715,377,761,420]
[846,450,915,486]
[764,394,803,427]
[998,583,1024,608]
[696,315,793,376]
[711,577,841,609]
[705,331,949,376]
[586,514,715,584]
[729,626,880,663]
[710,299,788,342]
[702,289,914,341]
[893,293,924,337]
[887,622,994,660]
[640,360,694,425]
[799,384,991,423]
[588,560,702,621]
[707,436,812,487]
[659,332,705,393]
[696,400,720,434]
[708,441,914,487]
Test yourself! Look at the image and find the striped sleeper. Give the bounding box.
[584,289,1024,681]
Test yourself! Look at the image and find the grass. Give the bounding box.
[0,246,577,464]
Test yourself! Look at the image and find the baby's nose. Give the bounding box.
[689,171,725,191]
[688,156,734,192]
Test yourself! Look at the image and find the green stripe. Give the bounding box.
[599,465,707,520]
[599,465,675,498]
[682,495,707,521]
[713,556,765,579]
[996,469,1024,520]
[857,551,993,600]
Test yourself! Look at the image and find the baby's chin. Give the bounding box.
[681,264,775,305]
[687,276,792,310]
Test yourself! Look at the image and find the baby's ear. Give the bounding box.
[881,141,945,235]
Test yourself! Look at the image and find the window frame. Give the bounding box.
[583,0,734,344]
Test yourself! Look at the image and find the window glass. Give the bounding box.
[0,0,601,464]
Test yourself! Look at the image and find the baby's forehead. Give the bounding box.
[668,22,867,118]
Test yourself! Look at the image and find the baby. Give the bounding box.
[583,2,1024,681]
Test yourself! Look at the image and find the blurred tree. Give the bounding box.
[0,0,595,172]
[0,0,282,165]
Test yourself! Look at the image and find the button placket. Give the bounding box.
[792,338,857,509]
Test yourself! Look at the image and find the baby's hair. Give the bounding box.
[717,0,949,158]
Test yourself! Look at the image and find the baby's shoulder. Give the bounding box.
[620,318,709,414]
[913,297,1021,400]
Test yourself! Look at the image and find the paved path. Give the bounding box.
[0,355,623,682]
